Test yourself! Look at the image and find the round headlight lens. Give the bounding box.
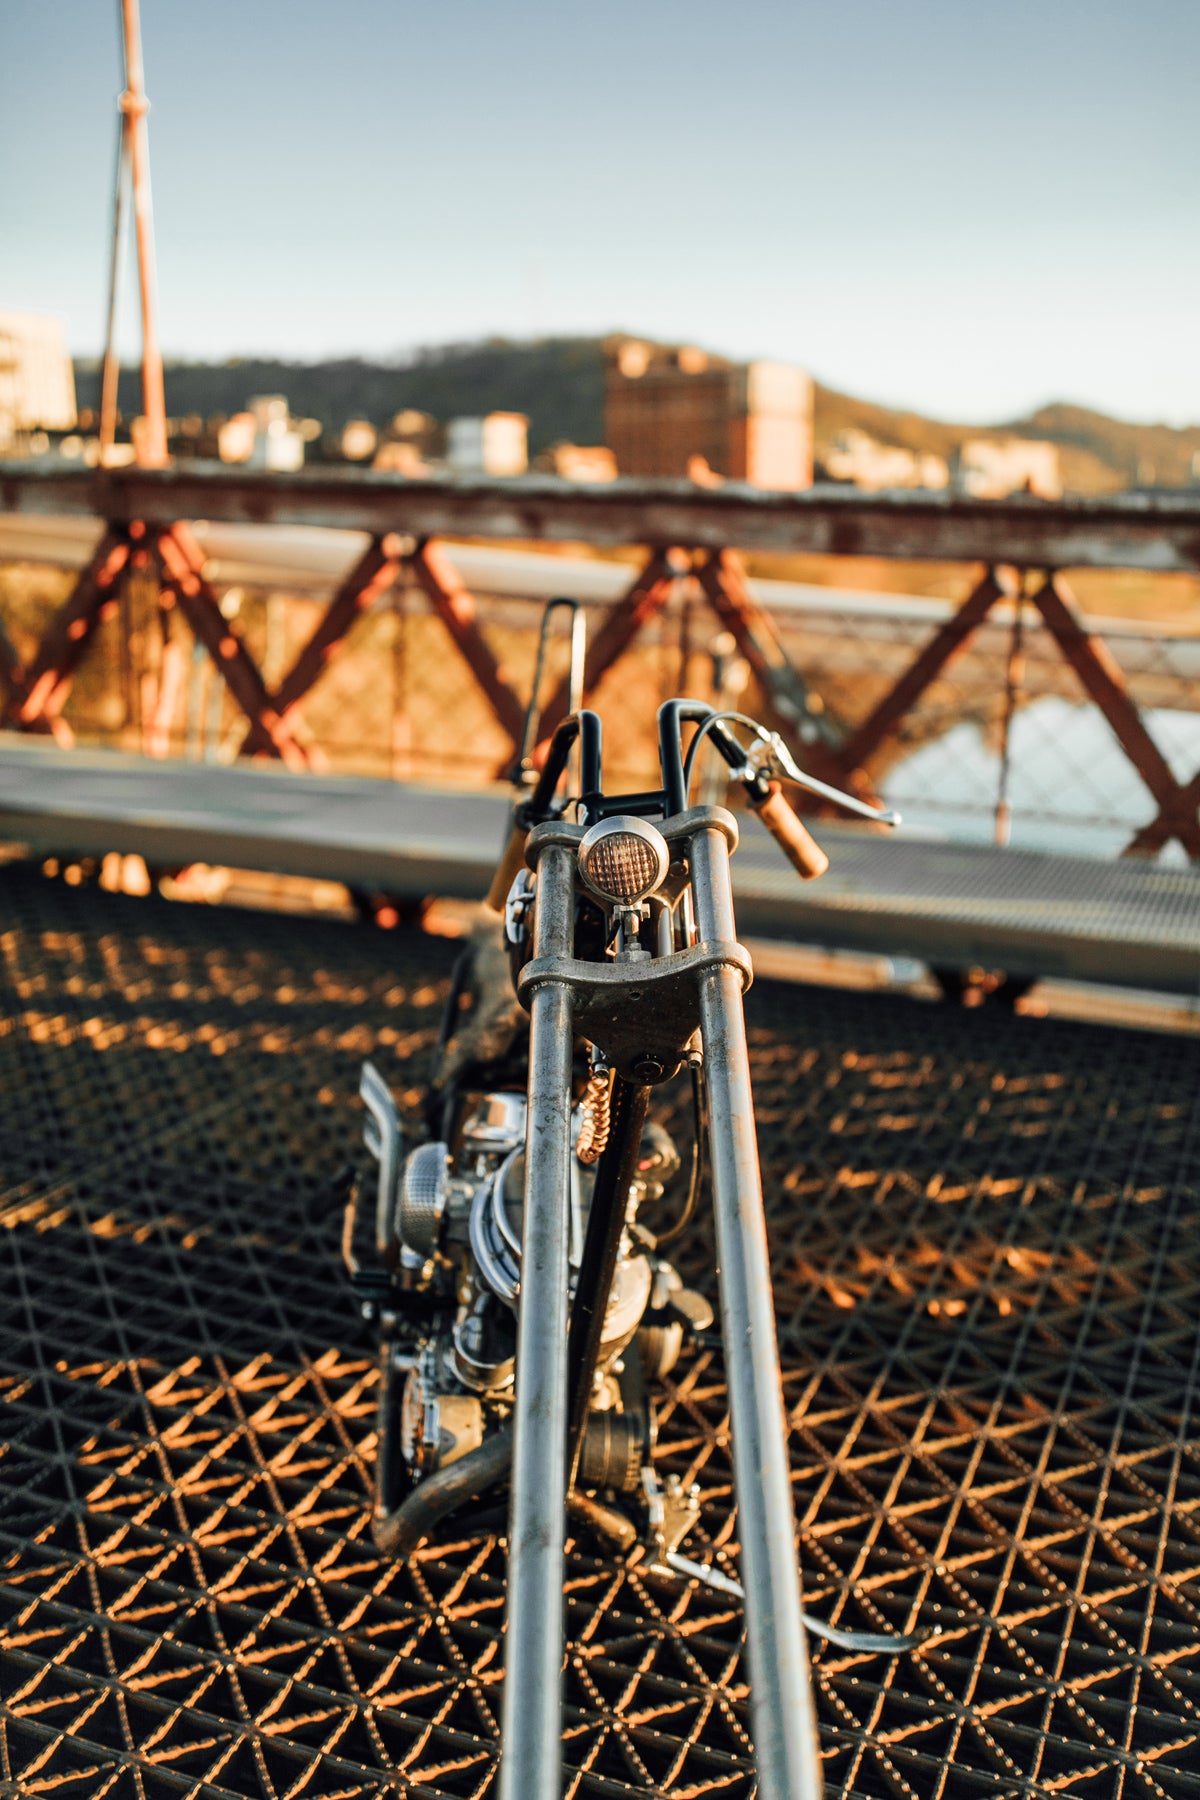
[577,816,669,904]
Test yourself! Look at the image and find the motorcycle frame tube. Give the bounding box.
[499,842,576,1800]
[564,1076,651,1488]
[689,825,823,1798]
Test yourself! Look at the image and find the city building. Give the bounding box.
[822,429,949,491]
[217,396,306,469]
[373,409,439,474]
[246,395,305,471]
[0,310,77,455]
[534,442,618,482]
[953,437,1062,499]
[446,413,528,477]
[604,337,813,489]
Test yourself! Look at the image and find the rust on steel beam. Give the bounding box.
[6,466,1200,573]
[695,549,844,773]
[1031,573,1200,859]
[3,526,132,733]
[242,534,403,754]
[407,538,527,747]
[154,523,311,770]
[534,550,679,741]
[834,566,1008,777]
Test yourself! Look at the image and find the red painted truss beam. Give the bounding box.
[533,550,680,744]
[1,525,134,742]
[153,523,311,769]
[241,535,404,755]
[833,567,1009,779]
[407,538,527,749]
[693,549,849,793]
[1031,574,1200,859]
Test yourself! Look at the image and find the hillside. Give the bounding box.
[74,339,606,458]
[75,337,1200,493]
[1008,402,1200,491]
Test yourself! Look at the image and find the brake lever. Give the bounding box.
[758,733,902,827]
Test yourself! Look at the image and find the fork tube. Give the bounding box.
[689,827,823,1799]
[500,843,575,1800]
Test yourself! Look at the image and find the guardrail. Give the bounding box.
[1,463,1198,858]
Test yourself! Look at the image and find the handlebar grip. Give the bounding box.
[751,782,829,880]
[485,822,530,912]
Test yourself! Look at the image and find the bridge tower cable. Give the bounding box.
[99,0,168,468]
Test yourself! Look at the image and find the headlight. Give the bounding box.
[577,816,670,905]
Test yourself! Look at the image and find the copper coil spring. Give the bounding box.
[576,1067,614,1164]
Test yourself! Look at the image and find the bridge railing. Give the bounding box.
[1,463,1197,858]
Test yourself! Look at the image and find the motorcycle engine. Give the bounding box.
[363,1081,703,1497]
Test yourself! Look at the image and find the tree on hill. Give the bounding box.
[74,338,607,455]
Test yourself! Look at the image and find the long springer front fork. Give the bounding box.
[690,824,822,1794]
[499,825,822,1800]
[499,843,575,1794]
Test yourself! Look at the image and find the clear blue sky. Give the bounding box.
[3,0,1196,425]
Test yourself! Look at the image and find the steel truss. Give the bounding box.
[1,467,1198,855]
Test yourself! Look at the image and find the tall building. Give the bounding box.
[604,337,813,489]
[0,311,77,453]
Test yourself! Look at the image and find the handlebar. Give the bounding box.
[748,780,830,880]
[484,681,901,911]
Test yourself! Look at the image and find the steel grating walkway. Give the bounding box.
[1,865,1199,1798]
[2,739,1199,993]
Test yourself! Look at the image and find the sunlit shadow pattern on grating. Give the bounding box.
[1,861,1198,1797]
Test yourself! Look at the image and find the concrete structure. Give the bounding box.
[446,412,529,477]
[605,337,813,490]
[823,429,949,491]
[373,410,439,475]
[216,398,306,471]
[373,440,428,475]
[247,397,305,473]
[954,437,1062,499]
[534,443,618,483]
[0,311,77,453]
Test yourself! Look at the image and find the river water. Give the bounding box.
[882,696,1200,861]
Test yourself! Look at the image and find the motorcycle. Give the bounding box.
[343,598,912,1797]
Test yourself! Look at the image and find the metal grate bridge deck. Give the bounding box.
[1,865,1199,1797]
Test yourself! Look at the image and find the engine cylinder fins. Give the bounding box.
[398,1141,450,1256]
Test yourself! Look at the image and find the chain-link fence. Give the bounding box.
[3,544,1197,858]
